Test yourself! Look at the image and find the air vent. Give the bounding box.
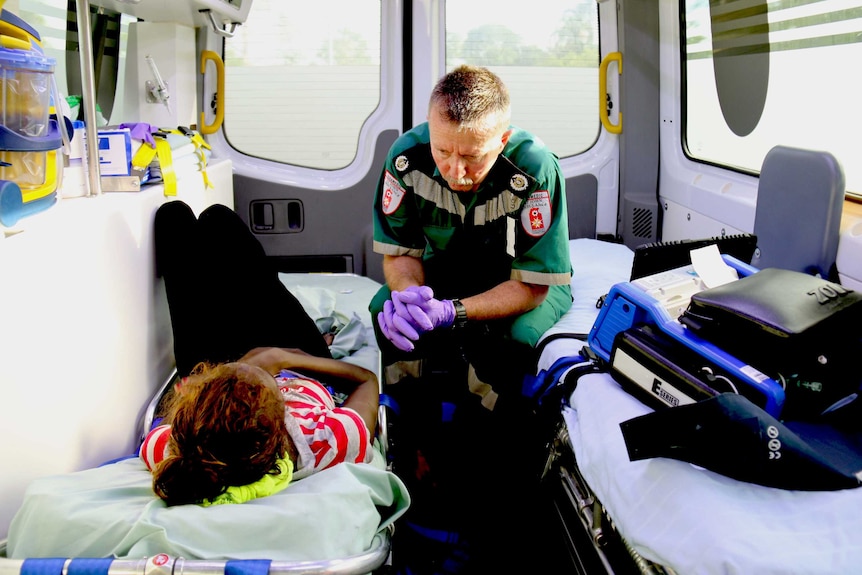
[631,207,654,239]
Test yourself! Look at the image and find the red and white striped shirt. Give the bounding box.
[140,370,372,479]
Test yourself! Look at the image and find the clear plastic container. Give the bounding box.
[0,46,55,139]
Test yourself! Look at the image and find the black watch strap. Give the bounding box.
[452,299,468,329]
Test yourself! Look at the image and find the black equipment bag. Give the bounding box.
[679,268,862,420]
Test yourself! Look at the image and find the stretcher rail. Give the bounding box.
[0,529,390,575]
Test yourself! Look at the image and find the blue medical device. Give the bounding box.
[587,254,786,418]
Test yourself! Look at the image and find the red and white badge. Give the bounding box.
[521,190,552,237]
[382,171,406,215]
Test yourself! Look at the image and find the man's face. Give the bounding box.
[428,103,511,192]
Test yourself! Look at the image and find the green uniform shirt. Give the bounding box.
[372,123,573,346]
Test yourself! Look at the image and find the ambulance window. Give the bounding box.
[683,1,862,197]
[222,0,381,170]
[445,0,600,159]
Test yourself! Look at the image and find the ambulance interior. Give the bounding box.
[0,1,861,574]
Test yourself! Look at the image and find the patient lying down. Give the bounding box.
[145,201,383,508]
[140,346,379,507]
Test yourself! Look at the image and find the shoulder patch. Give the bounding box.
[382,171,406,215]
[510,174,528,192]
[521,190,552,237]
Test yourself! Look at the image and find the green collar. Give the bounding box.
[200,456,293,507]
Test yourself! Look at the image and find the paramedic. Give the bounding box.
[369,65,572,571]
[370,63,572,408]
[140,346,378,507]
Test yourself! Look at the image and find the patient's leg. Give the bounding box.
[155,200,214,377]
[196,203,331,362]
[155,201,330,377]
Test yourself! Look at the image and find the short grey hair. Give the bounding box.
[429,65,511,135]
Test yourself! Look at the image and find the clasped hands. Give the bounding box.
[377,286,455,352]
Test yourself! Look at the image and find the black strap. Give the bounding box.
[534,332,590,358]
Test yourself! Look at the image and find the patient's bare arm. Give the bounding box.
[238,346,379,434]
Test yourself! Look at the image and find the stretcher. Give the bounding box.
[0,273,409,575]
[535,238,862,574]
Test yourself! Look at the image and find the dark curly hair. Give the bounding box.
[152,362,296,506]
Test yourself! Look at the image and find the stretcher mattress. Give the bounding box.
[537,238,635,372]
[5,272,409,562]
[543,239,862,573]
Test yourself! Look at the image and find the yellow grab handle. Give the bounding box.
[199,50,225,135]
[599,51,622,135]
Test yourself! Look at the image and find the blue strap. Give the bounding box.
[440,401,457,423]
[380,393,457,423]
[378,393,400,416]
[68,558,114,575]
[405,521,461,545]
[225,559,271,575]
[522,354,588,403]
[21,558,66,575]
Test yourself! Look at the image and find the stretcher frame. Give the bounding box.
[527,237,672,574]
[0,533,391,575]
[542,417,673,575]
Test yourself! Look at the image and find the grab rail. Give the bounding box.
[199,51,225,135]
[599,51,623,135]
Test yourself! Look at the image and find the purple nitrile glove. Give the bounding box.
[392,287,455,333]
[377,300,417,352]
[119,122,158,147]
[391,286,435,331]
[418,297,456,330]
[393,285,435,306]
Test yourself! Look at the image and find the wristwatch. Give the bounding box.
[451,299,468,329]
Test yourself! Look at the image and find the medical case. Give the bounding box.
[680,268,862,419]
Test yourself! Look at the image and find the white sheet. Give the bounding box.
[279,272,382,377]
[566,375,862,574]
[545,240,862,574]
